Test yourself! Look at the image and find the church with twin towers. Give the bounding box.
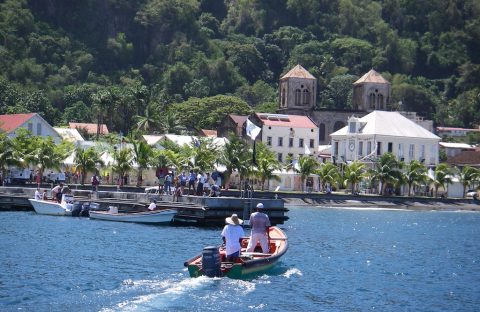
[275,64,431,145]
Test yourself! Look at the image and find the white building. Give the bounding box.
[54,127,85,143]
[330,111,441,166]
[0,113,62,143]
[143,134,228,149]
[249,113,319,163]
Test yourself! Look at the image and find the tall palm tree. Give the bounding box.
[371,153,403,195]
[458,166,479,198]
[91,89,113,140]
[184,137,219,173]
[26,137,70,183]
[316,162,340,192]
[432,163,452,197]
[112,148,133,187]
[254,142,282,191]
[134,102,162,133]
[130,139,153,187]
[404,160,428,196]
[159,110,187,134]
[343,161,365,194]
[73,147,104,185]
[295,155,319,192]
[0,134,21,186]
[218,134,249,190]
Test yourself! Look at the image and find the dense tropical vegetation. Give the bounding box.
[0,0,479,139]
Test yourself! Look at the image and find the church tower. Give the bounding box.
[278,65,316,115]
[352,69,391,112]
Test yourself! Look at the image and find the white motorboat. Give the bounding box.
[89,206,177,224]
[29,194,75,216]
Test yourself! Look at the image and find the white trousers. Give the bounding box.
[246,233,269,253]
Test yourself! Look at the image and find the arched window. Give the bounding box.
[302,89,309,105]
[369,93,376,109]
[281,88,286,107]
[333,121,345,132]
[295,89,301,105]
[319,123,326,142]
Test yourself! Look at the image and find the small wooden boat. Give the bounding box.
[184,226,288,279]
[29,194,75,216]
[88,207,177,224]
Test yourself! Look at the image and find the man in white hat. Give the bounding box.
[246,203,271,254]
[221,214,245,262]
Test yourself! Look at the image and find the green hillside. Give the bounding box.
[0,0,479,135]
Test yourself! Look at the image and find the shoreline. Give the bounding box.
[282,197,480,212]
[1,185,479,213]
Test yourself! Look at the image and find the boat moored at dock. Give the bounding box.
[89,206,177,224]
[28,194,75,216]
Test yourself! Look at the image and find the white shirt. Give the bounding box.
[197,174,205,183]
[34,190,42,200]
[221,224,245,255]
[148,202,156,211]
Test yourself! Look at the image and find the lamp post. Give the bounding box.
[113,145,118,191]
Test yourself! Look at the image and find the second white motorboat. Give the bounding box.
[89,206,177,224]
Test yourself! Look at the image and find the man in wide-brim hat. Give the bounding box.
[221,213,245,262]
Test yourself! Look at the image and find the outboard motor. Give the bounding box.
[80,202,91,217]
[202,246,221,277]
[71,202,82,217]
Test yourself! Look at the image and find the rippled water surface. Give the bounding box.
[1,207,479,311]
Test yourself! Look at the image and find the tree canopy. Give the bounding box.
[0,0,479,132]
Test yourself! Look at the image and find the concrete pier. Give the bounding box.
[0,187,289,226]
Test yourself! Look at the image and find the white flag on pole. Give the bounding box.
[246,119,261,140]
[304,144,311,155]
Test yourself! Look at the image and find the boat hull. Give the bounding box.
[29,199,72,216]
[185,226,288,279]
[89,209,176,224]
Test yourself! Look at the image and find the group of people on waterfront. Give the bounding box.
[221,203,271,262]
[155,170,222,198]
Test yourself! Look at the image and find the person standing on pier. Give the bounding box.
[246,203,271,254]
[165,173,172,195]
[221,214,245,262]
[179,171,187,194]
[196,171,205,196]
[188,170,196,195]
[91,174,100,192]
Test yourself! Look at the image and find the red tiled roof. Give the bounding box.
[69,122,109,135]
[256,113,317,129]
[447,151,480,166]
[0,113,36,133]
[281,65,316,80]
[199,129,217,137]
[354,69,390,85]
[229,114,248,126]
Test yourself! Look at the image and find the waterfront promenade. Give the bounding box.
[0,185,478,212]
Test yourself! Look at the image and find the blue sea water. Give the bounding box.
[0,207,479,312]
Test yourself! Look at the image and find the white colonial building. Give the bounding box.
[330,111,441,166]
[249,113,319,163]
[0,113,62,143]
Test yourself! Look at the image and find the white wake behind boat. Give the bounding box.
[29,194,75,216]
[88,207,177,224]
